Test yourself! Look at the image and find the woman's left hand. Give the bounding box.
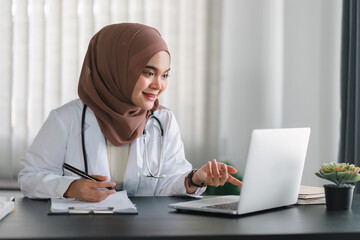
[186,159,242,194]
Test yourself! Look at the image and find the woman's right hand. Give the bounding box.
[63,175,116,202]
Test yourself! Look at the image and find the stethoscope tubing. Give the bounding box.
[81,104,165,178]
[143,113,165,178]
[81,105,89,174]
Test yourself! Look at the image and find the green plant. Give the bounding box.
[315,162,360,186]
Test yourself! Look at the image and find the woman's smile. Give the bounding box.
[142,92,158,101]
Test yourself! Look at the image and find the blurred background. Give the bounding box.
[0,0,342,189]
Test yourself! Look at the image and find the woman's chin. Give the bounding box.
[139,103,154,111]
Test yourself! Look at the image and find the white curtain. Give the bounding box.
[219,0,342,186]
[0,0,343,189]
[0,0,222,180]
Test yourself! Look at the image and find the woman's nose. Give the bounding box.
[150,76,161,89]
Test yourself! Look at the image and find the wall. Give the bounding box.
[219,0,342,186]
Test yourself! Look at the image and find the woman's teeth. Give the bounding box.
[143,92,156,100]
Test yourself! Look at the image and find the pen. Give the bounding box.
[63,163,114,190]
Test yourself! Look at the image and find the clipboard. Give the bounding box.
[48,204,138,215]
[48,191,138,215]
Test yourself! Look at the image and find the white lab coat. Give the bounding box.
[18,99,205,199]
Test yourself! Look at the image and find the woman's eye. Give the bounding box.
[162,73,170,79]
[142,71,154,77]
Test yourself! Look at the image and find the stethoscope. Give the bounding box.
[141,112,166,179]
[81,104,166,179]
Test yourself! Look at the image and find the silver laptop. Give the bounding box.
[169,128,311,215]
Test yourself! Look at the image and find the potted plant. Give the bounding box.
[315,162,360,210]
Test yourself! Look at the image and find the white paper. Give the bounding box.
[0,198,15,221]
[50,190,137,213]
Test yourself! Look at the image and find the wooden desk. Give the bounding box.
[1,193,360,240]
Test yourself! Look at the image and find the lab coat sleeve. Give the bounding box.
[154,111,206,196]
[18,110,79,199]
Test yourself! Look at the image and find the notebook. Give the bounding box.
[169,128,311,215]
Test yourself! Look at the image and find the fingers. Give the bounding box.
[211,159,221,186]
[66,176,116,202]
[199,159,242,188]
[78,180,116,202]
[227,175,243,187]
[219,164,228,186]
[226,165,238,174]
[88,175,116,189]
[201,159,229,187]
[91,175,108,181]
[84,179,116,190]
[206,161,212,183]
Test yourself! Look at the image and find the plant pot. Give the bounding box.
[324,184,355,210]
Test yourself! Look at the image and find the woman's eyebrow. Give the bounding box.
[144,65,171,72]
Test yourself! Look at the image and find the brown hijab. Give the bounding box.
[78,23,169,146]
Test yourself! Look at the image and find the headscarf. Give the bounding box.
[78,23,169,146]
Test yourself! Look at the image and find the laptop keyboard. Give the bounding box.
[205,201,239,211]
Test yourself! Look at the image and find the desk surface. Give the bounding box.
[1,192,360,240]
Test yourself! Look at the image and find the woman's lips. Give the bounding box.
[142,92,157,101]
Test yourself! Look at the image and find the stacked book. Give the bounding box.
[296,186,326,205]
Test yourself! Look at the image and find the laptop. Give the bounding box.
[169,128,311,215]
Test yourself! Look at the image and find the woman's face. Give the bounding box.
[131,51,170,110]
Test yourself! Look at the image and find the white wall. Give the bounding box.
[219,0,342,186]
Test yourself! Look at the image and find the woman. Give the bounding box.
[18,23,242,202]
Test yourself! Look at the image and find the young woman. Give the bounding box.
[18,23,242,202]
